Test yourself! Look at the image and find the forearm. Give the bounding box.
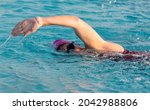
[37,15,79,28]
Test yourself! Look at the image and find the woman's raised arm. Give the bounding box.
[11,15,124,52]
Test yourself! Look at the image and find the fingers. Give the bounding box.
[11,20,28,36]
[12,23,24,36]
[11,18,38,37]
[24,31,32,37]
[12,26,24,36]
[12,27,29,36]
[12,23,29,36]
[12,26,23,34]
[12,20,24,30]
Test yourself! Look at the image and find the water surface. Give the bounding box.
[0,0,150,92]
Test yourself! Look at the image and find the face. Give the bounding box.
[57,42,82,53]
[58,43,69,52]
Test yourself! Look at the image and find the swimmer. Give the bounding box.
[11,15,149,59]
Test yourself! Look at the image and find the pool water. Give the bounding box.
[0,0,150,92]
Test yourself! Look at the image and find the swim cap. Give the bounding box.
[52,39,71,50]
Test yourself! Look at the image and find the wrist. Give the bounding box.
[35,16,43,27]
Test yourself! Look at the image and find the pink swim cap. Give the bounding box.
[53,39,71,50]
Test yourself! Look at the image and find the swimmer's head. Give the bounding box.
[52,39,82,52]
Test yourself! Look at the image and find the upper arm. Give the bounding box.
[74,17,106,51]
[74,17,124,52]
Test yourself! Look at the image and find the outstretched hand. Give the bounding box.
[11,17,42,37]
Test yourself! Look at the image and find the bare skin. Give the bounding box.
[11,15,124,53]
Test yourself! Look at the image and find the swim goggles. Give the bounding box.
[66,42,75,53]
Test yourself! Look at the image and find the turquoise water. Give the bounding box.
[0,0,150,92]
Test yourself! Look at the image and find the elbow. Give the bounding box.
[72,16,80,22]
[103,41,125,53]
[70,16,81,28]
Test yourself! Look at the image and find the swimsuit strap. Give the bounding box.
[121,49,150,61]
[123,50,146,55]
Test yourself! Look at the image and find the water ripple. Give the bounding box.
[0,0,150,92]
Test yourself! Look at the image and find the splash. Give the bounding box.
[0,34,26,49]
[17,36,26,44]
[0,35,12,48]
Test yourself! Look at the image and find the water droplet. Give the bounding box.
[135,77,142,81]
[101,4,104,9]
[114,0,117,3]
